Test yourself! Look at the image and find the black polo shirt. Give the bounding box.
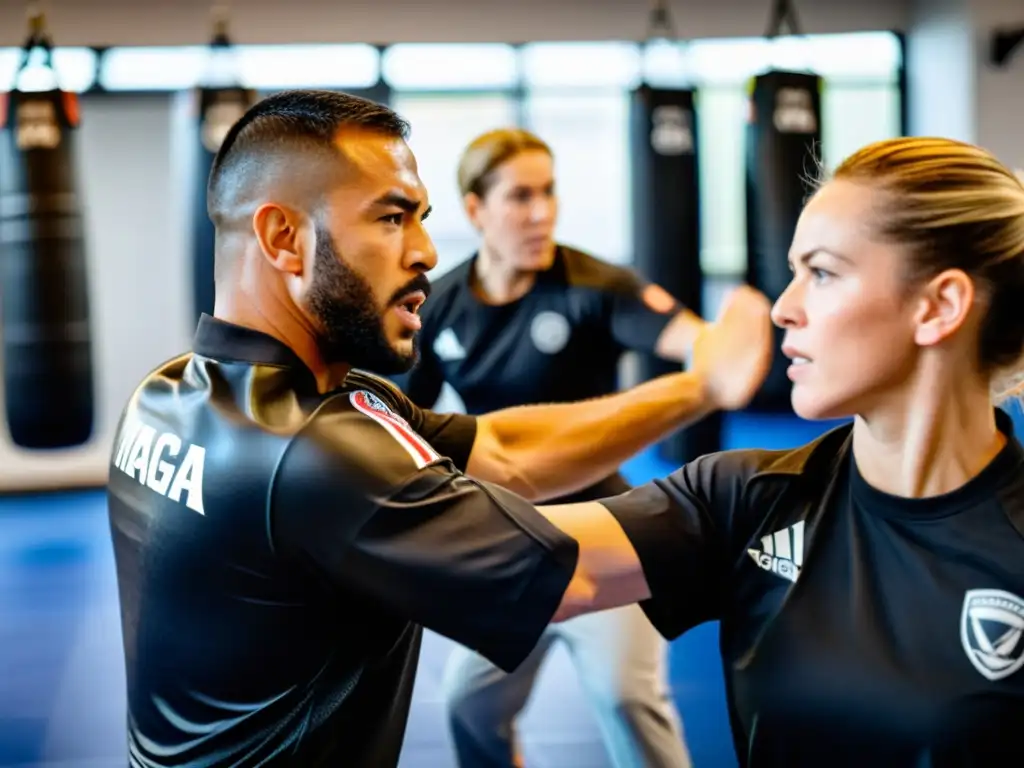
[606,409,1024,766]
[393,245,683,502]
[106,315,578,767]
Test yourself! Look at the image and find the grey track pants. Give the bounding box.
[441,604,692,767]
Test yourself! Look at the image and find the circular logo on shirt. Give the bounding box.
[530,311,571,355]
[960,588,1024,681]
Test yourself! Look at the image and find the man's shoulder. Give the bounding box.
[280,374,442,491]
[344,370,409,407]
[134,351,196,391]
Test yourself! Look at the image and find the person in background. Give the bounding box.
[393,128,700,768]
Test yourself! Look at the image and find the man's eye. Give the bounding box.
[381,213,403,225]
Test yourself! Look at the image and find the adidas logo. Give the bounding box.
[434,328,466,361]
[747,521,805,584]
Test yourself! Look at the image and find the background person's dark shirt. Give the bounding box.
[394,245,683,502]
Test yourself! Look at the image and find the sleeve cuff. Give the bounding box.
[600,483,691,640]
[485,541,578,673]
[468,482,579,673]
[442,413,478,473]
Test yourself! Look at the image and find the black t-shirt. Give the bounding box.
[393,245,681,502]
[606,409,1024,766]
[106,315,578,767]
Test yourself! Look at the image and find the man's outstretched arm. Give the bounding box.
[466,285,773,502]
[468,372,709,502]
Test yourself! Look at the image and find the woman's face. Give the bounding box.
[770,179,926,420]
[465,149,558,272]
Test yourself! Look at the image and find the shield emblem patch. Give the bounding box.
[960,589,1024,682]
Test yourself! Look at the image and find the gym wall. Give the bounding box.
[969,0,1024,173]
[906,0,1024,172]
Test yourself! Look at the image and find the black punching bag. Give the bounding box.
[190,86,256,325]
[744,70,822,412]
[630,85,720,465]
[0,86,94,449]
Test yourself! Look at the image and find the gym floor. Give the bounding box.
[2,409,1020,768]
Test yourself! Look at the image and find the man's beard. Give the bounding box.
[306,226,429,376]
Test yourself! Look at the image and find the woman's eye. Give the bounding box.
[811,267,833,282]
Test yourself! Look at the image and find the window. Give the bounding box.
[680,31,902,87]
[821,83,902,172]
[0,46,97,92]
[694,87,750,276]
[382,44,518,91]
[684,31,903,275]
[99,46,210,91]
[523,91,633,264]
[517,42,642,265]
[99,44,379,91]
[391,93,518,277]
[520,42,641,90]
[234,45,378,90]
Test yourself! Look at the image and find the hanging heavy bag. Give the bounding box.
[630,84,721,464]
[744,69,822,412]
[0,60,95,449]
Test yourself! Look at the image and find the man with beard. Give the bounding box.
[106,89,773,767]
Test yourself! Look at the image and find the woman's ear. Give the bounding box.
[912,268,976,348]
[464,192,484,232]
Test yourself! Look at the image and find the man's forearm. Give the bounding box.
[473,371,711,501]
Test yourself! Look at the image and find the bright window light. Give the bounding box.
[801,32,902,80]
[687,38,777,84]
[0,47,97,93]
[687,32,902,86]
[101,44,380,91]
[640,39,694,88]
[100,46,209,91]
[235,45,379,90]
[382,44,518,90]
[521,42,642,89]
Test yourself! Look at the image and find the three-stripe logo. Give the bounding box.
[747,521,805,584]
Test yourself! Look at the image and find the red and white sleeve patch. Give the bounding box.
[349,390,440,469]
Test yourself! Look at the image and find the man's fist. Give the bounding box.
[689,285,774,411]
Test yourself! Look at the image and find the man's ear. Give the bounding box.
[252,203,305,276]
[912,268,976,348]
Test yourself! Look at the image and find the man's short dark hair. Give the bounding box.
[207,89,410,225]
